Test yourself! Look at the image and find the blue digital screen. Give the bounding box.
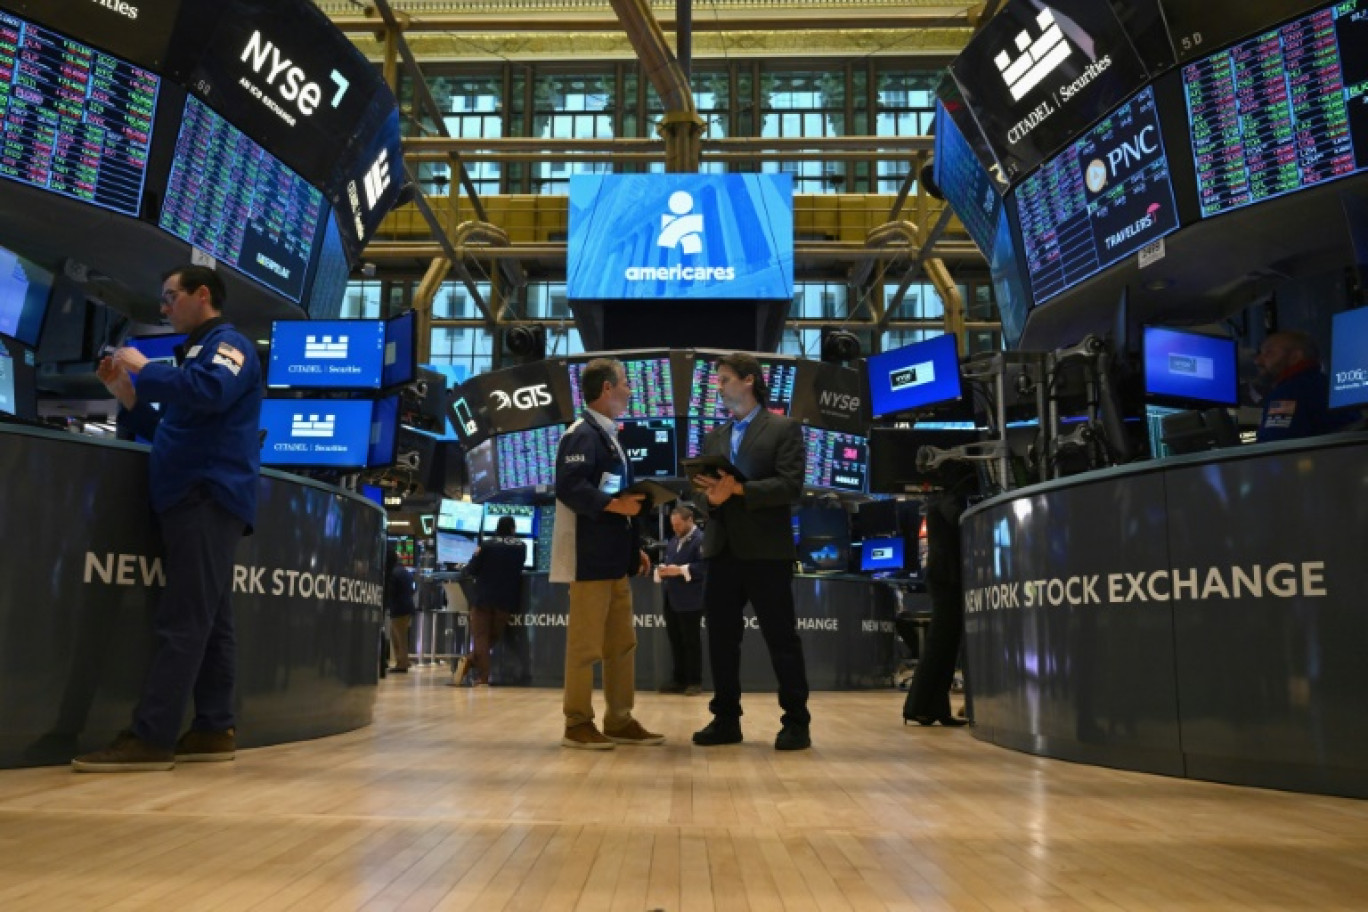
[802,427,867,492]
[436,531,479,566]
[360,484,385,508]
[567,174,794,300]
[0,248,53,348]
[438,498,484,533]
[989,203,1031,348]
[934,101,1001,258]
[619,417,678,477]
[1143,327,1238,405]
[867,334,963,418]
[1329,307,1368,409]
[368,396,399,467]
[859,537,905,573]
[259,398,374,468]
[267,319,387,389]
[124,333,186,370]
[383,310,416,389]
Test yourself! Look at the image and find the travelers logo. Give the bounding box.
[995,9,1075,102]
[291,414,336,438]
[304,335,348,359]
[657,191,705,254]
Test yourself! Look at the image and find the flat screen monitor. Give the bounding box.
[159,96,326,303]
[933,100,1001,258]
[567,354,675,419]
[867,334,963,418]
[867,426,983,493]
[0,12,158,217]
[0,248,53,348]
[619,418,678,477]
[686,354,799,418]
[382,310,417,389]
[802,427,868,493]
[1143,327,1238,405]
[1014,85,1180,305]
[859,537,905,574]
[259,398,374,468]
[360,484,385,508]
[438,498,484,534]
[495,425,563,490]
[1183,2,1368,220]
[267,319,386,390]
[989,202,1032,347]
[568,173,794,300]
[435,531,479,566]
[367,395,399,468]
[482,504,536,537]
[464,359,573,434]
[124,333,186,370]
[0,334,36,420]
[1329,307,1368,409]
[856,499,900,539]
[465,438,498,503]
[683,416,727,459]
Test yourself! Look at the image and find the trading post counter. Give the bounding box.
[0,422,386,769]
[960,431,1368,797]
[435,572,899,692]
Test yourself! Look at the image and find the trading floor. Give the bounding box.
[1,673,1366,910]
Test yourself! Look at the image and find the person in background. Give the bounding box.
[463,516,526,686]
[73,265,262,772]
[1254,330,1353,442]
[655,503,707,696]
[549,357,662,750]
[386,546,417,673]
[691,353,811,751]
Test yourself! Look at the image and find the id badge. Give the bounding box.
[599,472,622,495]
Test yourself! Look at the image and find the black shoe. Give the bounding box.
[692,718,743,746]
[774,724,811,751]
[906,714,969,727]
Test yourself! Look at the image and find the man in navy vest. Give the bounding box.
[550,357,663,749]
[75,265,262,772]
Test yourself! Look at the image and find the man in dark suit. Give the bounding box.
[691,353,811,751]
[655,503,707,695]
[463,515,526,686]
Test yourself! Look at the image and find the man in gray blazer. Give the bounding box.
[691,353,811,751]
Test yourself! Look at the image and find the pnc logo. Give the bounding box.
[995,8,1074,103]
[491,384,553,411]
[241,30,350,117]
[304,335,348,359]
[657,191,705,254]
[291,414,335,438]
[1088,125,1159,193]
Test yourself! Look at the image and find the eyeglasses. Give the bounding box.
[160,287,186,306]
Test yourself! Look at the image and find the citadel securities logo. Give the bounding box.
[995,9,1075,103]
[291,414,336,438]
[304,335,349,359]
[88,0,139,20]
[624,190,736,283]
[491,384,553,411]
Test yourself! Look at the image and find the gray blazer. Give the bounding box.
[697,408,804,561]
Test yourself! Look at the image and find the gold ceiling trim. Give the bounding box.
[314,0,973,15]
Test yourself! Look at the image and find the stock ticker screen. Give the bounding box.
[686,356,798,418]
[0,12,157,216]
[684,417,726,458]
[159,95,325,302]
[567,355,674,419]
[1183,1,1368,219]
[495,424,564,490]
[802,427,868,493]
[1015,85,1180,304]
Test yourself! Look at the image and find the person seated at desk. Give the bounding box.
[1254,331,1353,443]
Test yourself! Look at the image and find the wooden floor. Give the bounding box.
[2,671,1368,911]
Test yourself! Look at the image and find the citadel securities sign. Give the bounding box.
[950,0,1148,183]
[567,173,794,300]
[0,0,176,67]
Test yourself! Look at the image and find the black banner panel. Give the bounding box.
[952,0,1149,182]
[0,0,179,70]
[1161,0,1324,63]
[0,11,157,217]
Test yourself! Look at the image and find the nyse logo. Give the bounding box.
[1168,353,1214,380]
[363,149,391,211]
[995,9,1074,102]
[889,360,936,391]
[304,335,348,359]
[241,31,350,118]
[818,390,862,414]
[657,191,705,254]
[870,546,894,561]
[491,384,553,411]
[291,414,335,438]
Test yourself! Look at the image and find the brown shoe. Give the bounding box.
[604,718,665,745]
[175,728,236,762]
[562,721,615,750]
[72,731,174,772]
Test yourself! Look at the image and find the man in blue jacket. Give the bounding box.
[74,266,263,772]
[462,515,526,686]
[655,503,707,695]
[549,357,662,749]
[1254,330,1352,442]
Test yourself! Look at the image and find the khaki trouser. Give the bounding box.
[388,615,412,670]
[563,577,636,728]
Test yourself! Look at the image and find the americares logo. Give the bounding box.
[624,190,736,284]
